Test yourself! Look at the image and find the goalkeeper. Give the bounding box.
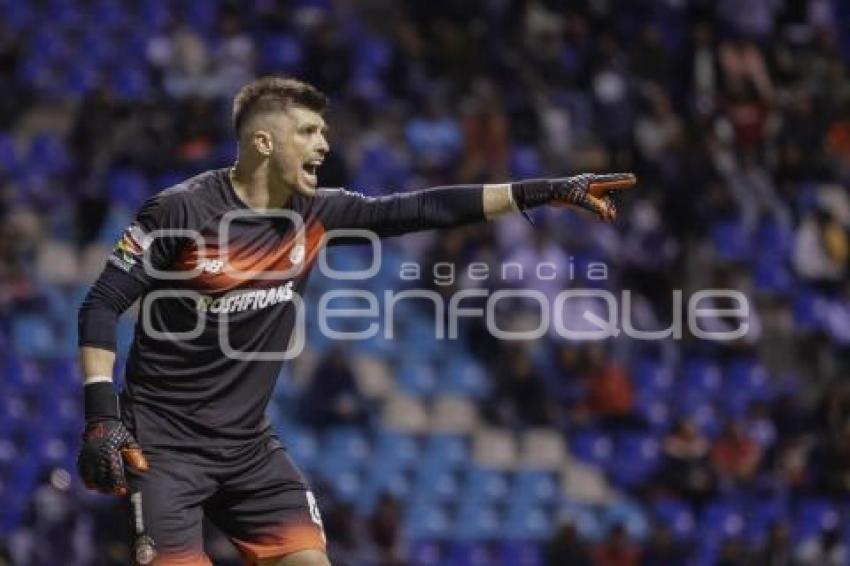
[76,75,636,566]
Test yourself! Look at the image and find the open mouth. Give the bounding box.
[302,159,322,185]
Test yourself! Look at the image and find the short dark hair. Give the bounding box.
[232,76,328,134]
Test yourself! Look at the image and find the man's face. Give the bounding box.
[265,105,329,197]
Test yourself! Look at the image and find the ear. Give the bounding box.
[253,130,273,156]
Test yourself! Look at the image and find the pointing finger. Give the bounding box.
[588,173,637,196]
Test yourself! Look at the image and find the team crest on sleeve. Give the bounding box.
[289,243,305,265]
[109,223,151,272]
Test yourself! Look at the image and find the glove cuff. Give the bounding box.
[84,381,120,422]
[510,179,552,210]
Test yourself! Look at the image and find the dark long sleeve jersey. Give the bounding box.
[79,168,484,448]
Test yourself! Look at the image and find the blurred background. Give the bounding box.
[2,0,850,564]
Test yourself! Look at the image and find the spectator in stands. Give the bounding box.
[795,526,847,566]
[590,523,640,566]
[367,493,405,566]
[642,523,687,566]
[771,435,812,494]
[755,521,793,566]
[793,205,848,288]
[459,78,509,182]
[405,94,462,174]
[152,24,214,99]
[210,13,255,98]
[814,427,850,497]
[711,421,763,489]
[299,346,368,430]
[662,419,715,505]
[489,346,557,427]
[584,343,638,430]
[716,537,749,566]
[324,502,373,566]
[303,20,351,97]
[0,539,9,566]
[545,520,591,566]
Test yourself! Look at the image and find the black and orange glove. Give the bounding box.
[77,382,148,496]
[511,172,637,222]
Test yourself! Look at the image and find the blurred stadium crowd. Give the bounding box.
[3,0,850,564]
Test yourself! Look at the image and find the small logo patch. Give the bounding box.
[289,243,305,265]
[198,258,224,274]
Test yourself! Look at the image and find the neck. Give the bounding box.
[230,160,293,210]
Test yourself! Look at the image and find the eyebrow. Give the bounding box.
[302,122,329,134]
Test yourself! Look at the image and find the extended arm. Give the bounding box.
[322,173,636,236]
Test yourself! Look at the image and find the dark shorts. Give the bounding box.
[126,436,326,565]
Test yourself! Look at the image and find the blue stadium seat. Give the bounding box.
[354,36,392,75]
[261,34,303,74]
[91,0,129,30]
[0,132,19,174]
[323,468,362,503]
[609,433,660,488]
[441,356,490,399]
[556,501,603,541]
[179,0,218,34]
[28,133,70,176]
[358,467,413,512]
[406,502,452,541]
[793,498,840,542]
[634,396,672,431]
[755,217,793,258]
[754,256,795,295]
[511,470,558,504]
[17,55,53,91]
[720,358,771,415]
[107,168,149,211]
[78,29,116,65]
[453,503,502,540]
[397,360,439,397]
[444,541,496,565]
[680,357,722,401]
[793,289,827,332]
[0,394,30,437]
[699,501,745,546]
[412,467,462,504]
[502,503,553,541]
[139,0,171,29]
[421,434,469,471]
[652,498,695,541]
[569,429,613,469]
[601,499,650,541]
[676,392,720,428]
[408,540,445,566]
[499,541,543,566]
[510,145,543,178]
[321,426,370,469]
[0,0,36,28]
[97,205,134,244]
[281,427,318,470]
[632,357,674,398]
[711,218,752,262]
[461,467,510,505]
[373,432,420,470]
[725,358,770,398]
[12,313,58,359]
[111,66,152,101]
[745,498,788,546]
